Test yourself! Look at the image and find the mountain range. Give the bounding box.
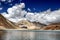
[0,14,60,30]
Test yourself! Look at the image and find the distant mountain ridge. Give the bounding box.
[0,14,60,30]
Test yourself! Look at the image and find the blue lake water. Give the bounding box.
[1,30,60,40]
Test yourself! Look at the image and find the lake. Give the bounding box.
[1,30,60,40]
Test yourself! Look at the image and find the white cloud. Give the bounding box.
[0,7,3,10]
[26,9,60,25]
[27,8,31,11]
[26,12,35,22]
[2,3,27,23]
[36,9,60,25]
[7,0,13,3]
[19,3,25,8]
[1,0,14,3]
[1,3,60,25]
[1,0,6,2]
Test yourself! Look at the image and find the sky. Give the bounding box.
[1,0,60,25]
[0,0,60,13]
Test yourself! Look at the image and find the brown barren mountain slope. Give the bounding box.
[41,23,60,30]
[0,14,60,30]
[17,20,46,30]
[0,14,20,29]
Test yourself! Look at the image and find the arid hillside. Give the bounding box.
[0,14,60,30]
[41,23,60,30]
[0,14,46,30]
[0,14,20,30]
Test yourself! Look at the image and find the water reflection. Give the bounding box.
[1,30,60,40]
